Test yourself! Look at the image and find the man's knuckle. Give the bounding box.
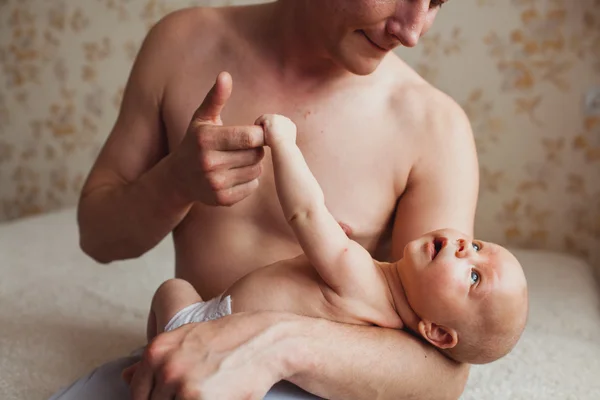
[248,164,261,180]
[208,174,226,191]
[215,190,234,206]
[144,340,166,366]
[178,383,202,400]
[200,154,217,172]
[157,361,181,386]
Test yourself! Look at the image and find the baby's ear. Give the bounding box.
[418,321,458,349]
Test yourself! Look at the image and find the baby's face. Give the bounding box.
[400,228,526,330]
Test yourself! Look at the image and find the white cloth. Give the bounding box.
[1,208,599,399]
[164,294,232,332]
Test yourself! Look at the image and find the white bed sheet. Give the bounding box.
[1,208,599,400]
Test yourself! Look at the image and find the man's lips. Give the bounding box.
[359,30,388,52]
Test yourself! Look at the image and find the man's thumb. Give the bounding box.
[193,71,232,124]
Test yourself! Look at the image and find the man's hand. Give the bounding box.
[171,71,266,207]
[125,312,305,400]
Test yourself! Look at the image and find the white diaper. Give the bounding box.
[164,294,232,332]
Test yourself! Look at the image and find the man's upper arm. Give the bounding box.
[391,92,479,259]
[80,13,184,196]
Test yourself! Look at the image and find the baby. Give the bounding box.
[144,114,528,365]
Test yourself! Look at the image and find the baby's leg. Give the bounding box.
[147,278,202,341]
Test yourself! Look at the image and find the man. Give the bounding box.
[59,0,478,399]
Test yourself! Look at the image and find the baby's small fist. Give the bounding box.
[255,114,297,147]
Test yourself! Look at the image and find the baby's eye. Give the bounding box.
[472,242,481,252]
[470,270,480,286]
[430,0,446,8]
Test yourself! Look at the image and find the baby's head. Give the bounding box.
[399,228,528,364]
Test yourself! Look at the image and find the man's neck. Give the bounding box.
[381,261,421,333]
[237,2,354,87]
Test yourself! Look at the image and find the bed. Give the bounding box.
[1,207,599,400]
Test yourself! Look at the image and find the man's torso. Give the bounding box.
[155,6,431,299]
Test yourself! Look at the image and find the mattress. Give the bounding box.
[1,208,599,400]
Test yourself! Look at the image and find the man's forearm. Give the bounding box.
[282,317,470,400]
[77,154,193,263]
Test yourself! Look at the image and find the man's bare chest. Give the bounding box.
[163,81,410,253]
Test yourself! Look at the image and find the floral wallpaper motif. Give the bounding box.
[1,0,599,274]
[399,0,600,276]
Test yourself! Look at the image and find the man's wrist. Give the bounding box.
[156,153,194,210]
[265,313,321,381]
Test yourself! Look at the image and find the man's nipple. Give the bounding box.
[338,222,353,237]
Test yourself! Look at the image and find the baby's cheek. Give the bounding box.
[434,261,460,283]
[432,263,467,296]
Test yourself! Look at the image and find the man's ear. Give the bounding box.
[417,320,458,349]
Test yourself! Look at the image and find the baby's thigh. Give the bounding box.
[151,278,203,328]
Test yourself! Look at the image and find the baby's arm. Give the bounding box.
[257,115,377,297]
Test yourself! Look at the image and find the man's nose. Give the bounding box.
[386,0,430,48]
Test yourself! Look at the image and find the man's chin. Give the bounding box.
[349,60,383,76]
[337,52,385,76]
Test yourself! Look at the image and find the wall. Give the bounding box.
[0,0,598,273]
[397,0,600,273]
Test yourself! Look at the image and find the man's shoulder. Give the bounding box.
[381,57,476,173]
[142,7,228,55]
[383,58,471,141]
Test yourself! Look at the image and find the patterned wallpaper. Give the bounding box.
[0,0,598,274]
[396,0,600,274]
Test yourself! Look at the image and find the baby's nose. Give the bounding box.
[455,239,469,258]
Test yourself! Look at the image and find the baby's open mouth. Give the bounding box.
[432,237,446,260]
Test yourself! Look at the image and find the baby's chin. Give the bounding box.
[402,238,421,262]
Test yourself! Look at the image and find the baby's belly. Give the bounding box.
[223,256,362,324]
[224,256,325,313]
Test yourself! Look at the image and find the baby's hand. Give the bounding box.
[255,114,297,147]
